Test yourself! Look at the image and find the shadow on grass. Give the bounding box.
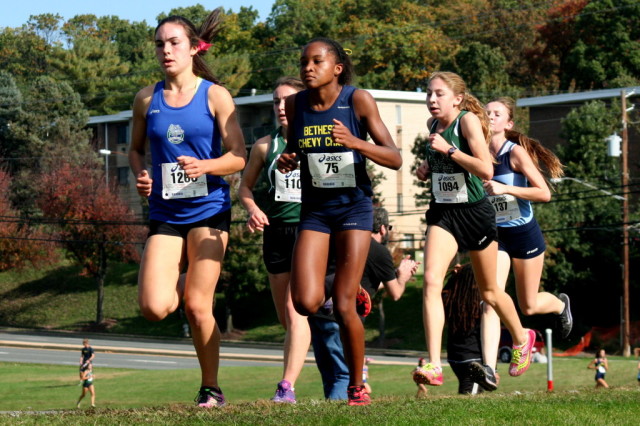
[0,262,139,329]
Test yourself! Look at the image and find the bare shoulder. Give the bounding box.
[460,111,481,126]
[208,84,234,106]
[353,88,375,103]
[133,84,155,114]
[252,134,271,155]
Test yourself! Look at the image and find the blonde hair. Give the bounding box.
[428,71,490,143]
[490,97,564,179]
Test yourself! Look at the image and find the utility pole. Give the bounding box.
[620,90,630,357]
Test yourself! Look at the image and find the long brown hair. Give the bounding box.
[155,8,223,84]
[428,71,490,144]
[443,264,482,335]
[491,97,564,179]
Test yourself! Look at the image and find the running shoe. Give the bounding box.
[509,329,536,377]
[195,386,226,408]
[356,286,372,317]
[557,293,573,339]
[469,361,498,391]
[421,363,444,386]
[347,385,371,406]
[271,380,296,404]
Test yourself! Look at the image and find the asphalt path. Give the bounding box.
[0,328,418,370]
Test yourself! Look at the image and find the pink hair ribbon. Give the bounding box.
[197,40,213,52]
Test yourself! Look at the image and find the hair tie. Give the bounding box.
[343,48,352,56]
[197,40,213,53]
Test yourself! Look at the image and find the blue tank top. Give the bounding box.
[492,140,533,227]
[290,85,372,206]
[146,79,230,223]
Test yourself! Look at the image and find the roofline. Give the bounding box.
[87,89,428,124]
[88,110,133,124]
[517,86,640,107]
[233,89,427,106]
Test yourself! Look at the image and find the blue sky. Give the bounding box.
[0,0,275,29]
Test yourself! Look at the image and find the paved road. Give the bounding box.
[0,328,419,370]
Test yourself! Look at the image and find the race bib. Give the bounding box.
[161,162,208,200]
[488,194,522,223]
[274,169,301,203]
[432,172,468,203]
[308,152,356,188]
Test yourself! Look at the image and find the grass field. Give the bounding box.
[1,357,639,424]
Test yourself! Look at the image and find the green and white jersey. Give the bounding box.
[260,127,301,223]
[427,111,486,204]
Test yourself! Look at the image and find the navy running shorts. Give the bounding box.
[497,218,546,259]
[299,197,373,234]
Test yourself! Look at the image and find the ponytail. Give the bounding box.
[490,97,564,179]
[461,93,490,143]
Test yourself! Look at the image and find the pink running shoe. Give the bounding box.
[509,329,536,376]
[422,363,444,386]
[347,385,371,406]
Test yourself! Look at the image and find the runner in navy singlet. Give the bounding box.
[277,37,402,406]
[478,97,571,387]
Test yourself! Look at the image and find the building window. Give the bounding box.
[395,105,402,125]
[397,193,403,213]
[117,167,129,186]
[401,233,415,249]
[117,124,129,144]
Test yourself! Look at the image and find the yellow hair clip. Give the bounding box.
[344,48,352,56]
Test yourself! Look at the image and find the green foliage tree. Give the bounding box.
[8,76,91,215]
[218,174,268,332]
[0,71,22,160]
[536,100,622,325]
[47,35,130,115]
[0,24,51,86]
[562,0,640,90]
[442,41,518,101]
[338,0,452,90]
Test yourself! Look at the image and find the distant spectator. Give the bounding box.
[76,362,96,408]
[411,357,429,398]
[587,349,609,389]
[79,338,95,379]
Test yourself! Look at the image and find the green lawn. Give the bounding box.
[1,358,639,424]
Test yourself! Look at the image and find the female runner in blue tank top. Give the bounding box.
[277,37,402,406]
[476,97,571,387]
[128,9,246,408]
[415,72,535,387]
[239,77,311,403]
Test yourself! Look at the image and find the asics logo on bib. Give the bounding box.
[171,164,180,172]
[438,175,456,182]
[319,154,342,162]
